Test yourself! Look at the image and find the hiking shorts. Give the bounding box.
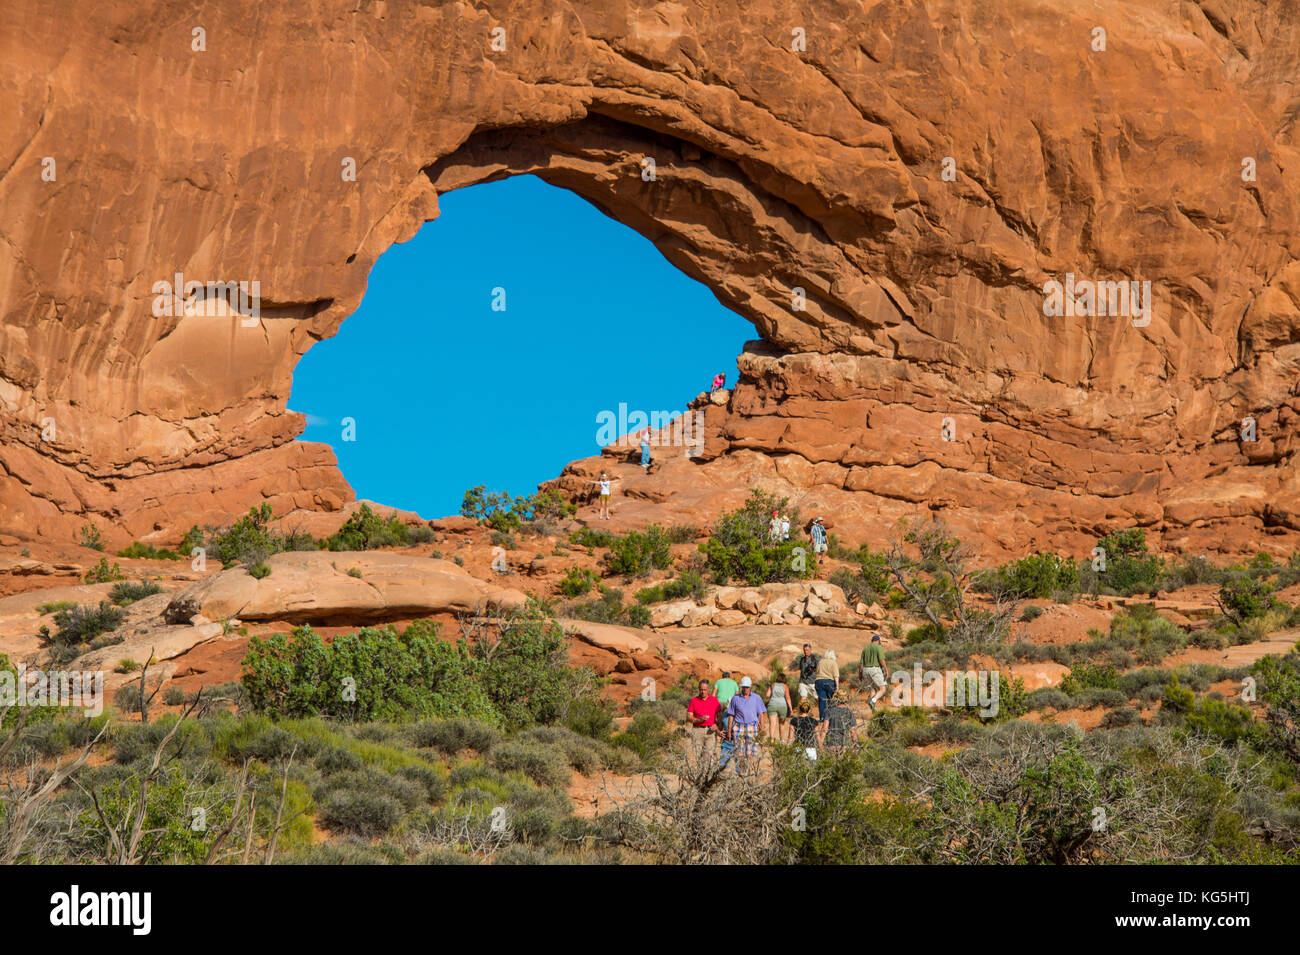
[861,666,886,689]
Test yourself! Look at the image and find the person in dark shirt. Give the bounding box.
[820,693,858,753]
[794,643,820,703]
[788,699,820,760]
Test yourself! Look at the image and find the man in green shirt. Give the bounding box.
[714,671,740,735]
[858,634,890,713]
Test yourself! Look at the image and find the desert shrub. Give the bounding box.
[1020,604,1045,622]
[1218,576,1275,622]
[563,697,616,741]
[1160,677,1258,744]
[606,525,672,577]
[1101,706,1140,729]
[1026,688,1072,711]
[985,552,1079,599]
[35,600,76,615]
[1059,662,1121,697]
[1090,528,1163,596]
[162,686,187,706]
[570,527,614,551]
[610,710,673,763]
[318,788,404,837]
[461,486,575,532]
[109,579,162,606]
[325,503,425,551]
[42,601,126,664]
[1251,651,1300,766]
[83,557,125,584]
[567,586,649,629]
[241,620,499,724]
[666,524,699,544]
[1072,687,1128,709]
[558,566,599,598]
[624,604,651,628]
[699,491,813,587]
[519,726,604,775]
[117,541,182,560]
[490,741,572,788]
[407,718,501,754]
[1162,554,1222,590]
[78,523,106,551]
[634,568,706,605]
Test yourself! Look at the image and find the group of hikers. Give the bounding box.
[768,510,828,565]
[684,635,892,770]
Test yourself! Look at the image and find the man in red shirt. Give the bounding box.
[686,679,721,760]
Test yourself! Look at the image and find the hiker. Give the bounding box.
[714,670,740,737]
[768,509,782,543]
[766,670,793,741]
[795,643,819,701]
[686,679,721,758]
[809,517,827,564]
[711,372,726,392]
[726,676,767,771]
[594,471,615,520]
[780,511,791,541]
[814,649,838,722]
[789,698,820,759]
[639,430,652,470]
[858,632,891,713]
[820,690,857,754]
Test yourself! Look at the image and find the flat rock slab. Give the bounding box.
[165,551,526,624]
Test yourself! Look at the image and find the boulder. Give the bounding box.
[736,591,764,615]
[804,593,830,618]
[649,600,694,628]
[680,605,714,628]
[526,555,569,576]
[711,609,747,627]
[563,619,649,655]
[428,516,479,534]
[713,586,742,610]
[163,551,524,624]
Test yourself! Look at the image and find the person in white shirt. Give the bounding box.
[594,471,615,520]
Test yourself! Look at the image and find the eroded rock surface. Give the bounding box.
[3,1,1299,554]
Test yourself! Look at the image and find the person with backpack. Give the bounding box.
[858,633,891,712]
[789,699,820,760]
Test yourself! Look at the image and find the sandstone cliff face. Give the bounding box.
[1,1,1298,553]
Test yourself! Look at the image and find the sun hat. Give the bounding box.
[739,676,752,687]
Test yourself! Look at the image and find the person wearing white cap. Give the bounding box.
[809,517,828,565]
[726,676,767,774]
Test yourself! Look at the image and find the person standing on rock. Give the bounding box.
[780,511,791,541]
[796,643,820,702]
[686,679,722,759]
[711,372,726,392]
[639,430,653,471]
[814,649,839,722]
[594,471,615,520]
[766,670,792,741]
[714,671,739,737]
[857,633,890,713]
[726,676,767,773]
[809,517,828,566]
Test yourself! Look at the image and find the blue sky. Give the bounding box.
[289,174,753,519]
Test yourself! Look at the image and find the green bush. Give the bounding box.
[325,504,426,551]
[1092,528,1163,596]
[42,602,126,664]
[606,525,672,577]
[987,552,1079,599]
[83,557,125,584]
[558,566,599,598]
[634,568,706,604]
[407,718,502,754]
[461,486,575,532]
[117,541,183,560]
[1059,662,1121,696]
[490,741,572,788]
[1218,576,1275,622]
[78,523,106,551]
[570,527,614,551]
[109,579,163,606]
[698,490,812,586]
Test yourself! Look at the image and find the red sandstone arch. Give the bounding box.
[1,0,1298,555]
